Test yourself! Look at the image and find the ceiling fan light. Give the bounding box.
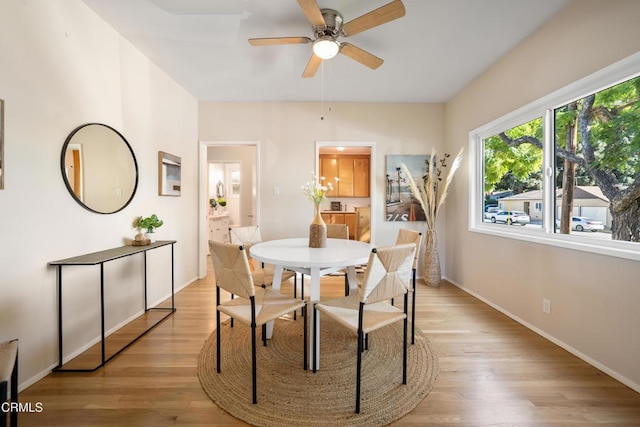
[312,38,340,59]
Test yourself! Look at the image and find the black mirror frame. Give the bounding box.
[60,123,139,214]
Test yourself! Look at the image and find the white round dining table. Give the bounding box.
[250,237,373,369]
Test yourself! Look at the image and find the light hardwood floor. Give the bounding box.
[17,265,640,426]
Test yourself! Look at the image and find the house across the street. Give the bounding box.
[496,186,610,227]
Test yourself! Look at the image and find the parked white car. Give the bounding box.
[494,210,531,226]
[557,216,605,232]
[484,207,502,220]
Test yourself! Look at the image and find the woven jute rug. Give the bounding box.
[198,315,439,426]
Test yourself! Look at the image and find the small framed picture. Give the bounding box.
[158,151,181,196]
[331,201,342,211]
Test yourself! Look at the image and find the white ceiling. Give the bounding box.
[81,0,571,103]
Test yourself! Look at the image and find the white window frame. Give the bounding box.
[469,51,640,262]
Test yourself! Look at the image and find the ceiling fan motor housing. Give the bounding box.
[315,9,343,38]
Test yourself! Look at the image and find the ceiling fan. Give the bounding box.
[248,0,406,78]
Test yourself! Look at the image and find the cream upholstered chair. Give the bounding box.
[0,339,18,427]
[315,242,417,413]
[209,240,307,404]
[395,228,422,344]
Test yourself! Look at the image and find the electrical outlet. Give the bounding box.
[542,298,551,314]
[273,187,279,196]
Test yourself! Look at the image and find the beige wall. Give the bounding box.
[445,0,640,390]
[0,1,198,387]
[198,102,445,269]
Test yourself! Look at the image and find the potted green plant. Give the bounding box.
[138,214,163,242]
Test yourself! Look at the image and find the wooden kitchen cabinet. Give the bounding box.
[353,158,370,197]
[320,157,339,197]
[355,207,370,242]
[344,214,357,239]
[320,154,369,198]
[338,158,354,197]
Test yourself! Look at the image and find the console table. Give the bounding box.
[49,240,176,371]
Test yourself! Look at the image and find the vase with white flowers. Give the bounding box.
[401,147,463,287]
[302,172,339,248]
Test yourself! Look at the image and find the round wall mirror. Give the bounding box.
[61,123,138,214]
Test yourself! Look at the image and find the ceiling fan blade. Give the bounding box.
[296,0,326,27]
[248,37,312,46]
[342,0,406,37]
[340,43,384,69]
[302,54,323,78]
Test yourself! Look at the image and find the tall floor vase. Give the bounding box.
[309,203,327,248]
[424,229,441,287]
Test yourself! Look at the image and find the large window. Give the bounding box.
[482,117,543,226]
[554,78,640,241]
[470,53,640,261]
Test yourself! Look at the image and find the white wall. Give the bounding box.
[445,0,640,390]
[198,102,445,265]
[0,1,198,388]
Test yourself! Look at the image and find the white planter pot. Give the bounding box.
[145,232,156,243]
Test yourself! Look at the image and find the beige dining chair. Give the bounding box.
[314,242,417,413]
[395,228,422,344]
[229,225,264,269]
[229,225,297,289]
[326,223,349,239]
[326,224,350,295]
[209,240,307,405]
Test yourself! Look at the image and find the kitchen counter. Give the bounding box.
[322,211,356,214]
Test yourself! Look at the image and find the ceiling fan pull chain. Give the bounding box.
[320,60,325,120]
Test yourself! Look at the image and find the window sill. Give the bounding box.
[470,222,640,262]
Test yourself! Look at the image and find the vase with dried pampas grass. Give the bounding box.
[401,147,463,287]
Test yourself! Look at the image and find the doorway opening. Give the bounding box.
[198,141,260,278]
[315,141,376,243]
[209,162,243,226]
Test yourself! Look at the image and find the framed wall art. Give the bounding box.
[158,151,181,196]
[385,154,430,222]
